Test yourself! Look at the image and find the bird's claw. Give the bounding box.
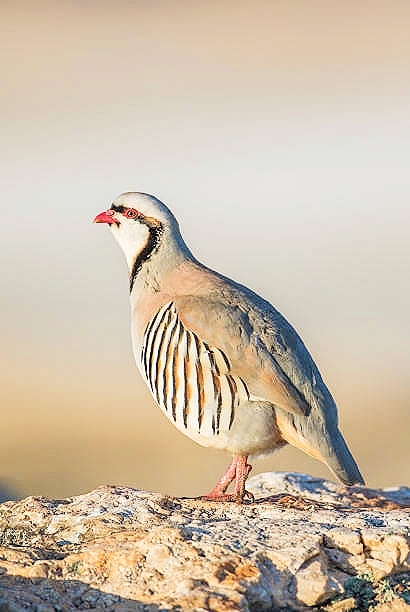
[200,493,238,503]
[242,489,255,503]
[200,488,255,504]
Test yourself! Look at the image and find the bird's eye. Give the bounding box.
[125,208,138,219]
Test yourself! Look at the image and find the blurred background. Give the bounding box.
[1,1,409,500]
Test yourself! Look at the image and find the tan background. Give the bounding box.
[1,1,409,500]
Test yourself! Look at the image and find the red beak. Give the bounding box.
[93,210,117,225]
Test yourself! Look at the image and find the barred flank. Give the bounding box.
[141,302,249,436]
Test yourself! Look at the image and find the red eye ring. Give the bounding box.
[125,208,138,219]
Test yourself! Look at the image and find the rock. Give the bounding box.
[0,472,408,611]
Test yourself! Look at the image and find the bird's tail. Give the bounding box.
[322,430,365,486]
[276,409,365,486]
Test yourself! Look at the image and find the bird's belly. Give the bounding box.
[195,399,285,456]
[142,367,283,455]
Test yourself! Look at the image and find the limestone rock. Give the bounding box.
[0,472,408,611]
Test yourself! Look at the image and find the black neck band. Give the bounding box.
[129,225,163,292]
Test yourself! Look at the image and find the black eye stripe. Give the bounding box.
[110,204,142,220]
[110,204,125,213]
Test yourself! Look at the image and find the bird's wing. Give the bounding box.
[170,281,362,485]
[173,293,315,417]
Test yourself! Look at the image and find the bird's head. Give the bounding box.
[94,192,192,291]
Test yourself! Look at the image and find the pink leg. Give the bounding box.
[202,455,253,503]
[203,457,238,498]
[233,457,253,499]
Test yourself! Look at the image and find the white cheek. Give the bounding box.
[111,221,150,270]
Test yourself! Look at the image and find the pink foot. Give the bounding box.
[201,456,254,503]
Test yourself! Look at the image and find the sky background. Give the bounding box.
[1,1,410,499]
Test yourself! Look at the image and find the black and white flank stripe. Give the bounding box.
[141,302,250,437]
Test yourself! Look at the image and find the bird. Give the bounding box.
[94,192,364,502]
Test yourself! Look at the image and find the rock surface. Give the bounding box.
[0,472,409,611]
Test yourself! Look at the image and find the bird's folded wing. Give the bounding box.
[174,295,310,417]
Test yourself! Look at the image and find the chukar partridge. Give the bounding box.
[94,192,364,502]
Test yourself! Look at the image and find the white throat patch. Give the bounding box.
[110,221,150,272]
